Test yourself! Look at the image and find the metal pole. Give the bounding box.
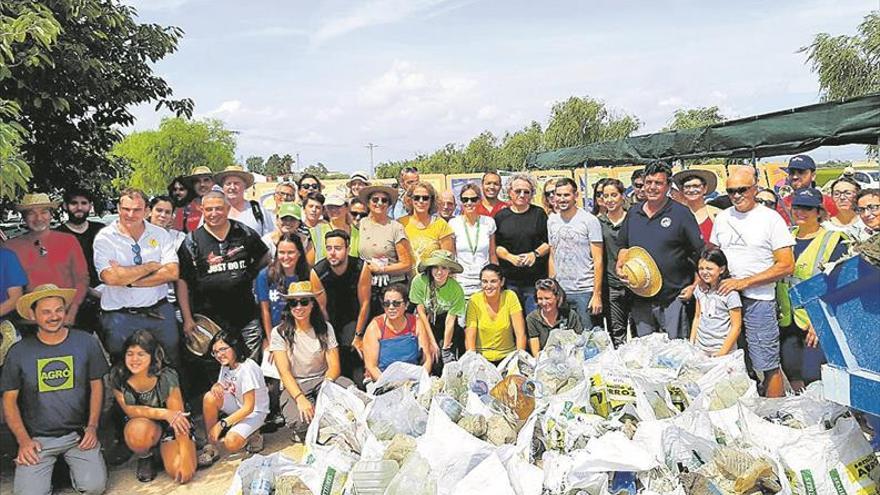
[366,143,378,177]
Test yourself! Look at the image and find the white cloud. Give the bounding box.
[658,96,685,107]
[357,61,476,113]
[239,26,309,38]
[206,100,242,115]
[311,0,458,46]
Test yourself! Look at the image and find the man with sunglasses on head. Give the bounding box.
[392,166,420,219]
[93,188,182,366]
[5,193,89,327]
[777,155,838,225]
[709,166,795,398]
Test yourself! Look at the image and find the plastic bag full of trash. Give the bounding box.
[304,380,370,457]
[366,386,428,441]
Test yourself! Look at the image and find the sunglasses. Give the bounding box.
[726,186,752,196]
[352,211,368,219]
[370,196,390,205]
[756,199,777,207]
[411,194,431,203]
[855,204,880,214]
[460,196,479,204]
[535,278,560,291]
[632,182,644,189]
[34,240,48,257]
[512,188,532,196]
[131,243,142,265]
[288,298,312,307]
[382,300,404,308]
[300,183,320,190]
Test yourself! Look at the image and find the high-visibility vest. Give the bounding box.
[776,227,843,329]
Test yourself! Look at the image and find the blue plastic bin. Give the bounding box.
[789,255,880,415]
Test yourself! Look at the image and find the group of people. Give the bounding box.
[1,155,879,493]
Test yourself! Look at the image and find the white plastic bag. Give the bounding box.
[305,380,370,457]
[366,386,428,440]
[368,361,432,396]
[454,452,517,495]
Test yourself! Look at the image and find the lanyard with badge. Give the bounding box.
[463,218,481,256]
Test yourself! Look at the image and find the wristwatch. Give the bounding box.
[219,419,228,429]
[532,249,541,258]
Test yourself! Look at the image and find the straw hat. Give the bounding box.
[620,247,662,298]
[358,185,399,206]
[0,320,21,367]
[185,165,213,180]
[185,314,223,357]
[214,165,255,189]
[16,193,60,211]
[418,249,463,274]
[16,284,77,321]
[672,169,718,195]
[283,281,319,299]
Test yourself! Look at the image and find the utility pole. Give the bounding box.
[365,143,378,178]
[295,152,301,174]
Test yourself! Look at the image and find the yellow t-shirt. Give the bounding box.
[399,216,454,272]
[465,290,522,362]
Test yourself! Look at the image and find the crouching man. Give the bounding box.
[1,284,109,495]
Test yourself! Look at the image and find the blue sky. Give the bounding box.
[124,0,877,172]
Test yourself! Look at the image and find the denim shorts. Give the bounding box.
[741,297,781,372]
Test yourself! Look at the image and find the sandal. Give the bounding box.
[246,432,264,454]
[197,444,219,468]
[136,454,157,482]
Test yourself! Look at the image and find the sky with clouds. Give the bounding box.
[124,0,877,173]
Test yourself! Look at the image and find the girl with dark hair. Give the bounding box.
[464,264,527,365]
[526,278,584,357]
[689,247,742,357]
[297,174,323,205]
[591,178,609,216]
[256,233,309,335]
[363,283,432,381]
[599,179,630,348]
[110,329,195,483]
[199,331,269,467]
[824,176,863,236]
[268,281,348,440]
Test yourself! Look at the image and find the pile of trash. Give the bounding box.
[227,331,880,495]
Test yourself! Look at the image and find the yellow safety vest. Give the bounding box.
[777,227,843,329]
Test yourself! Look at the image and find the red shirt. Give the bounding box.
[475,200,509,217]
[173,198,203,233]
[779,194,838,226]
[5,231,89,306]
[698,216,713,245]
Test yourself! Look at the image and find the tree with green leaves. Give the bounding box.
[264,153,294,177]
[245,155,265,175]
[1,0,192,201]
[301,161,329,178]
[543,96,641,149]
[497,121,544,170]
[0,4,60,201]
[663,106,726,131]
[112,118,236,194]
[801,12,880,102]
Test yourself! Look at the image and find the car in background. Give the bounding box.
[852,169,879,190]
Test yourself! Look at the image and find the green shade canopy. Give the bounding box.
[528,93,880,169]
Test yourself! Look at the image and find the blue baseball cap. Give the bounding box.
[791,187,823,209]
[787,154,816,171]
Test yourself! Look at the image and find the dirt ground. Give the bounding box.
[0,431,304,495]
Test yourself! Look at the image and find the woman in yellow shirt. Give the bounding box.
[399,182,454,273]
[465,264,527,364]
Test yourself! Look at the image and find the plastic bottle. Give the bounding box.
[249,458,274,495]
[350,459,399,494]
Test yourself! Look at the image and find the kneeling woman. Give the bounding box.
[409,250,466,374]
[199,331,270,467]
[110,330,196,483]
[363,283,433,381]
[465,264,527,365]
[526,278,583,357]
[269,281,350,441]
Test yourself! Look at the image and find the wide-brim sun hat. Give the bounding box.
[283,281,320,299]
[214,165,255,189]
[16,284,77,321]
[185,314,223,357]
[672,169,718,195]
[418,249,463,274]
[185,165,214,180]
[358,185,399,206]
[620,247,662,298]
[16,193,61,211]
[0,320,21,367]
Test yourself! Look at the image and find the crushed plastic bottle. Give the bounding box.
[249,458,274,495]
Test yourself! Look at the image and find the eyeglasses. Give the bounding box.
[131,243,142,265]
[855,204,880,215]
[756,199,777,207]
[300,183,320,190]
[512,189,532,196]
[460,196,479,204]
[276,192,296,200]
[831,190,857,198]
[411,194,431,203]
[370,196,390,205]
[632,182,644,189]
[211,346,231,357]
[382,300,404,308]
[34,240,48,257]
[352,211,368,219]
[288,298,312,307]
[726,186,752,196]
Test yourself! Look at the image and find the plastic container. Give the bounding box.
[350,459,399,494]
[248,458,275,495]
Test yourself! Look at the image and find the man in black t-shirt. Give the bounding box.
[494,173,550,315]
[310,229,371,385]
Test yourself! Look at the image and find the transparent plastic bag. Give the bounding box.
[366,387,428,441]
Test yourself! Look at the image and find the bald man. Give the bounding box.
[437,190,457,221]
[709,166,795,398]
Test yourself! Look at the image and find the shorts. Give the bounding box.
[221,395,268,439]
[741,297,780,372]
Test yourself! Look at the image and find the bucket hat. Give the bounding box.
[418,249,463,274]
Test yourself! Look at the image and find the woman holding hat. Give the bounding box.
[363,283,432,381]
[673,169,720,244]
[310,192,360,263]
[357,184,413,318]
[464,264,527,365]
[399,182,454,274]
[268,281,348,440]
[409,250,466,374]
[449,183,498,297]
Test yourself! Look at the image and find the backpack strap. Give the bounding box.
[249,200,265,231]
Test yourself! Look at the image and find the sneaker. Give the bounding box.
[136,454,157,482]
[246,432,264,454]
[197,444,219,469]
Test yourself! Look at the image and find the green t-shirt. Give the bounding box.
[409,274,466,317]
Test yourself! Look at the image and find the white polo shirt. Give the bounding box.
[93,220,179,310]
